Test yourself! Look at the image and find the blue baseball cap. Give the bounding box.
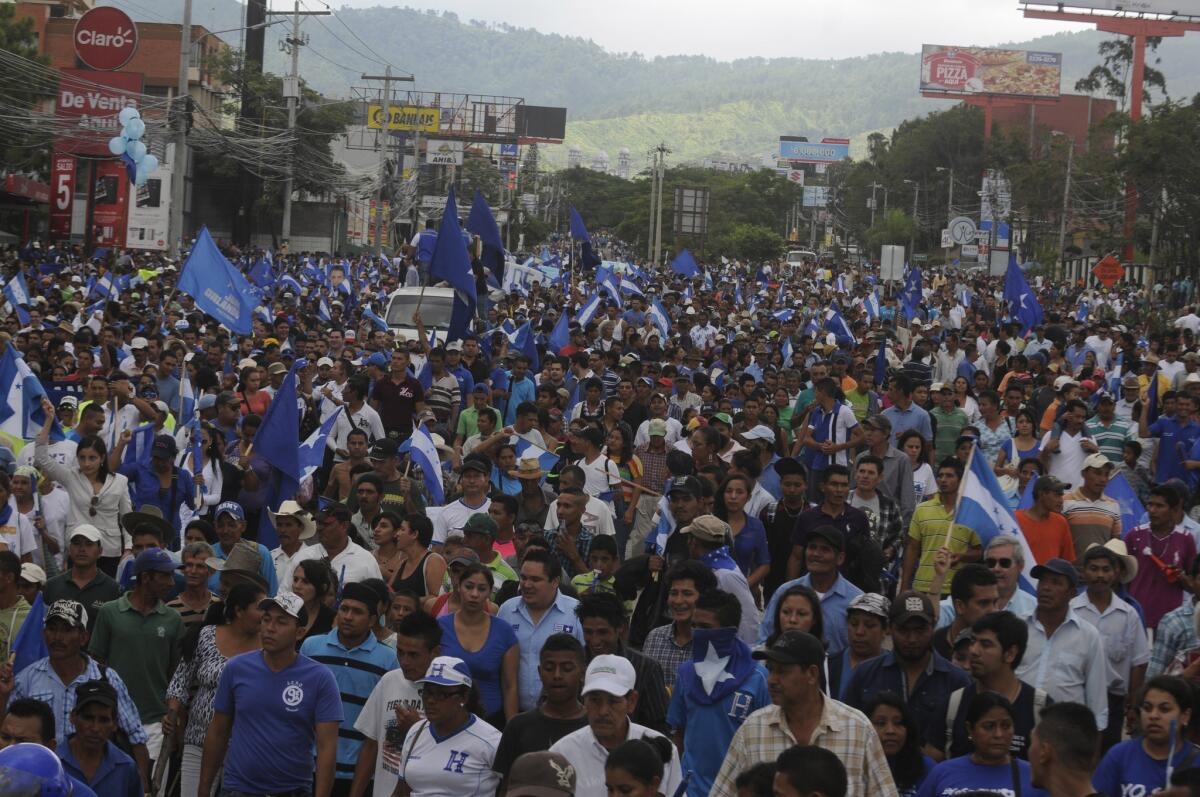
[134,548,182,575]
[215,501,245,521]
[367,352,388,368]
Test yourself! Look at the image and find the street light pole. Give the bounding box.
[904,179,919,262]
[936,166,953,264]
[169,0,192,258]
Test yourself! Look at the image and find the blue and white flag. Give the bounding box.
[619,277,644,298]
[835,274,847,293]
[865,290,881,322]
[803,315,822,338]
[408,425,445,505]
[781,337,793,364]
[772,308,794,322]
[513,321,541,373]
[0,347,65,452]
[648,299,670,341]
[824,307,856,345]
[3,271,30,325]
[901,267,922,321]
[597,267,623,307]
[575,292,603,327]
[278,273,302,295]
[122,423,157,466]
[361,304,389,332]
[515,438,559,474]
[299,407,342,481]
[253,305,273,326]
[548,312,570,354]
[318,297,332,323]
[955,448,1039,594]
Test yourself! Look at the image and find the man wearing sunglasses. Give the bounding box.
[936,535,1038,630]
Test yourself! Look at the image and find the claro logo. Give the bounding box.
[76,26,135,50]
[73,7,138,71]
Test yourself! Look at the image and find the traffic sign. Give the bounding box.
[948,216,977,245]
[73,7,138,71]
[941,229,952,248]
[1091,255,1125,288]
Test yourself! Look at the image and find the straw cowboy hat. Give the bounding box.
[1084,539,1138,583]
[509,456,547,481]
[268,500,316,541]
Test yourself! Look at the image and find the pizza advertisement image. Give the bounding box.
[920,45,1062,98]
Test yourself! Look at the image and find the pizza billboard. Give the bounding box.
[920,45,1062,98]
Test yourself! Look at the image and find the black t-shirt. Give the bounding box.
[493,708,588,773]
[948,681,1049,760]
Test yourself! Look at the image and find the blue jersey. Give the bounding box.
[1149,416,1200,485]
[417,230,438,264]
[214,651,344,794]
[916,755,1047,797]
[1094,738,1200,797]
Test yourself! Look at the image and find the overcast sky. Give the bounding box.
[301,0,1094,60]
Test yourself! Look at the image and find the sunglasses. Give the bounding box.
[985,557,1014,569]
[89,495,99,518]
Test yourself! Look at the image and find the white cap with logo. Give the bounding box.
[582,654,636,696]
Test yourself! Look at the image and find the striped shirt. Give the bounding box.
[1149,600,1197,677]
[300,629,398,780]
[642,623,692,690]
[907,497,980,594]
[1062,490,1122,558]
[1086,416,1136,465]
[708,700,896,797]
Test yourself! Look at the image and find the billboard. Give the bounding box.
[920,45,1062,98]
[366,105,440,132]
[1023,0,1200,15]
[73,6,138,71]
[779,137,850,164]
[425,140,464,165]
[125,162,170,251]
[56,68,143,156]
[90,159,128,247]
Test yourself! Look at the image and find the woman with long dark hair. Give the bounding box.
[36,401,132,575]
[919,693,1039,797]
[866,691,934,797]
[1095,676,1200,797]
[165,581,264,797]
[437,562,519,724]
[292,558,336,641]
[604,737,676,797]
[178,421,241,523]
[764,584,824,649]
[714,473,770,590]
[236,365,270,416]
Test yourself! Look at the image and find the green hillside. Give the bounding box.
[107,1,1200,163]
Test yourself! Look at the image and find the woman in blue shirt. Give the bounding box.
[1095,676,1200,797]
[489,444,522,496]
[715,474,770,592]
[867,692,935,797]
[917,693,1047,797]
[437,563,519,725]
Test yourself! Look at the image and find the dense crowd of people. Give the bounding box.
[0,232,1199,797]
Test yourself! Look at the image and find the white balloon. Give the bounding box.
[118,107,140,125]
[107,137,127,156]
[124,118,145,139]
[142,154,159,174]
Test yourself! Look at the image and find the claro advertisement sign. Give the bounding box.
[920,45,1062,98]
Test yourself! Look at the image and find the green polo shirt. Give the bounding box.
[88,596,182,724]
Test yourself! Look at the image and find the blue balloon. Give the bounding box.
[124,118,145,139]
[107,136,127,156]
[128,141,147,163]
[142,154,159,174]
[118,107,140,125]
[135,164,149,186]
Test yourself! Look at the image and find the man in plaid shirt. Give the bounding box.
[1149,597,1197,677]
[849,455,903,568]
[709,631,896,797]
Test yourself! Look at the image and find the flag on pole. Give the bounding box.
[250,361,303,548]
[1104,470,1146,537]
[299,407,342,481]
[670,250,700,278]
[548,313,570,354]
[569,206,601,268]
[575,293,603,327]
[408,425,445,505]
[176,226,257,335]
[954,448,1039,594]
[429,187,478,341]
[648,299,670,341]
[1003,252,1043,334]
[122,423,157,466]
[0,346,65,453]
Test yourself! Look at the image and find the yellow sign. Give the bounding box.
[366,105,440,132]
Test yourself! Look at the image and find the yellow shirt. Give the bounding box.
[907,496,980,594]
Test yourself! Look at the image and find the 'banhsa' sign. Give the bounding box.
[73,6,138,71]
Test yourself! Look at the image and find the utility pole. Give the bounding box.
[360,68,416,257]
[1054,134,1074,281]
[271,1,329,247]
[904,180,920,262]
[653,143,667,267]
[646,148,657,262]
[168,0,192,257]
[936,166,953,265]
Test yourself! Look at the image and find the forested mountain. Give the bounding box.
[107,1,1200,163]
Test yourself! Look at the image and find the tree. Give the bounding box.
[865,210,915,257]
[1075,35,1168,111]
[728,223,784,262]
[0,5,53,176]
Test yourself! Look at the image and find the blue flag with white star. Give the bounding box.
[678,626,756,705]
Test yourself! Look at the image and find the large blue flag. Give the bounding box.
[429,187,477,342]
[408,425,445,505]
[548,312,570,354]
[299,407,342,481]
[3,271,30,326]
[177,226,256,335]
[955,448,1039,594]
[122,423,156,467]
[1003,252,1043,334]
[575,293,603,327]
[250,362,303,548]
[901,267,922,322]
[670,249,700,278]
[466,189,505,275]
[568,206,601,269]
[513,321,540,373]
[1105,470,1146,537]
[11,592,46,674]
[248,256,275,289]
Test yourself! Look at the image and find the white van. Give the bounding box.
[785,250,817,265]
[384,287,457,342]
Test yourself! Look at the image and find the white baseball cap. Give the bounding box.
[582,654,636,697]
[419,656,473,688]
[258,590,307,622]
[69,525,103,544]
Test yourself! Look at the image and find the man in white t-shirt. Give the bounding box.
[351,611,439,797]
[1083,322,1114,371]
[544,466,616,537]
[315,504,381,584]
[267,501,321,591]
[1040,400,1100,490]
[431,457,493,547]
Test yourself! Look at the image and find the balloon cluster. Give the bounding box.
[107,107,159,186]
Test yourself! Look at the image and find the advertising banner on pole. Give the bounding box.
[779,137,850,164]
[48,153,76,240]
[90,159,128,248]
[425,140,464,165]
[366,105,440,132]
[125,162,171,251]
[1023,0,1199,15]
[920,45,1062,98]
[55,68,144,156]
